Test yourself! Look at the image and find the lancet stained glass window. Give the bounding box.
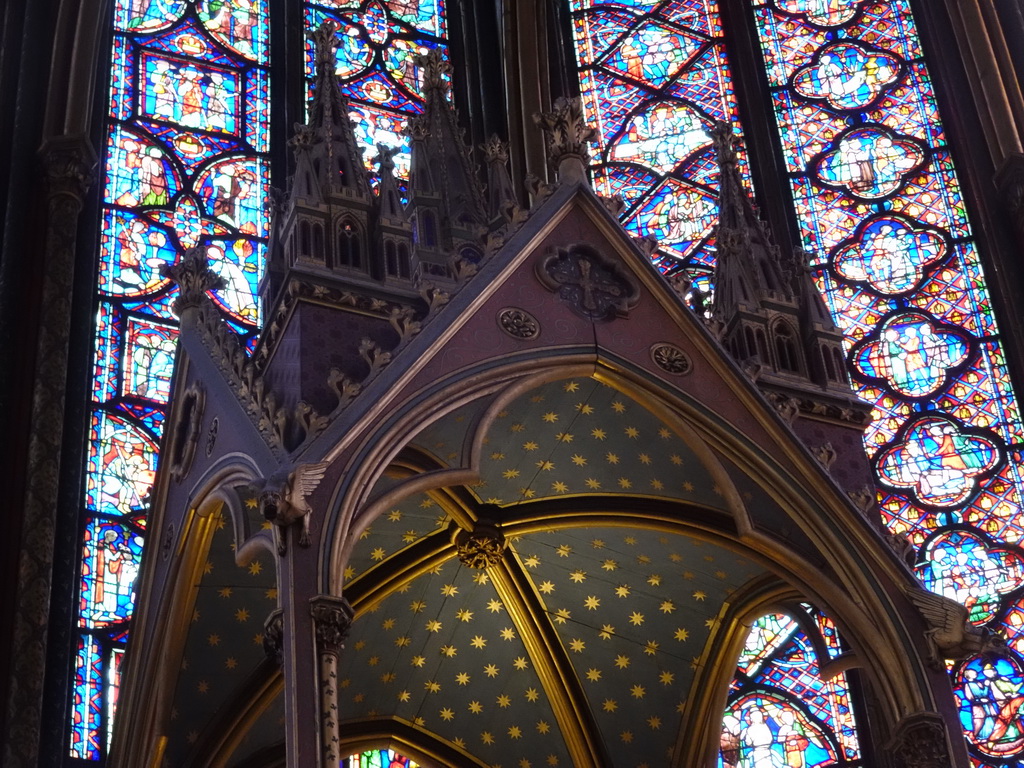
[746,2,1024,762]
[721,611,862,768]
[567,0,753,291]
[303,0,447,187]
[72,0,271,758]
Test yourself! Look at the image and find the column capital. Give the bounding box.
[310,595,354,657]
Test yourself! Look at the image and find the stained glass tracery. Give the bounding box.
[73,0,271,758]
[745,1,1024,764]
[344,748,421,768]
[568,0,752,287]
[721,612,861,768]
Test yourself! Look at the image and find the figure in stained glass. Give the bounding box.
[774,0,859,26]
[815,127,924,199]
[207,241,260,322]
[87,412,159,516]
[957,657,1024,756]
[123,319,178,401]
[853,313,969,398]
[604,22,696,86]
[610,101,709,173]
[917,531,1024,624]
[141,55,239,134]
[793,42,900,110]
[832,216,946,295]
[877,417,1000,506]
[101,213,174,296]
[79,520,145,627]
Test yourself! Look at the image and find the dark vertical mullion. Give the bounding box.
[277,0,305,184]
[716,0,805,262]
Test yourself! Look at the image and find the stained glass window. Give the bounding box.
[721,611,862,767]
[744,2,1024,763]
[302,0,448,188]
[344,748,420,768]
[73,0,271,758]
[567,0,752,290]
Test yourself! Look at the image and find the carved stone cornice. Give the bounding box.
[455,519,507,569]
[761,388,873,428]
[310,596,354,657]
[262,608,284,665]
[161,246,226,317]
[886,711,954,768]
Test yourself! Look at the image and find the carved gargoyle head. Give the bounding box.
[260,488,286,523]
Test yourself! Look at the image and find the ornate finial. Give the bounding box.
[533,97,597,183]
[481,134,509,166]
[404,113,430,143]
[307,20,341,77]
[709,121,738,165]
[161,246,226,316]
[412,47,452,96]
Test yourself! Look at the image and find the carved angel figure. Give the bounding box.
[255,462,329,555]
[907,586,1006,669]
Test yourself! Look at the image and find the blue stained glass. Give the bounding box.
[955,656,1024,758]
[570,0,749,280]
[76,0,271,754]
[78,518,145,629]
[722,613,861,767]
[917,530,1024,625]
[69,636,104,759]
[792,41,902,111]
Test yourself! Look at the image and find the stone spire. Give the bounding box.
[406,47,487,261]
[481,134,518,225]
[710,122,792,320]
[305,20,370,200]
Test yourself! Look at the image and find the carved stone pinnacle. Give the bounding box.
[413,47,452,96]
[481,134,510,165]
[533,97,597,183]
[161,246,226,316]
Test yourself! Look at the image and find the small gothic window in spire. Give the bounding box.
[313,222,324,264]
[299,219,312,259]
[832,347,846,383]
[385,240,398,277]
[397,243,411,279]
[743,326,757,361]
[756,329,769,362]
[337,219,362,270]
[773,321,799,373]
[418,210,437,248]
[822,344,837,382]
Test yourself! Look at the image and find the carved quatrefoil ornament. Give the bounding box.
[537,244,640,320]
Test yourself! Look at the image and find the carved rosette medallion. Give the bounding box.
[455,519,507,569]
[650,343,691,375]
[310,595,355,657]
[498,307,540,339]
[538,245,640,320]
[263,608,284,665]
[169,383,205,482]
[886,711,952,768]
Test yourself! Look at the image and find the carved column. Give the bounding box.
[3,136,95,768]
[310,595,354,767]
[887,711,956,768]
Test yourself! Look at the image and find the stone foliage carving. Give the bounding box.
[455,520,507,569]
[533,96,597,171]
[650,343,691,375]
[886,711,953,768]
[161,246,226,316]
[310,596,355,657]
[538,244,640,320]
